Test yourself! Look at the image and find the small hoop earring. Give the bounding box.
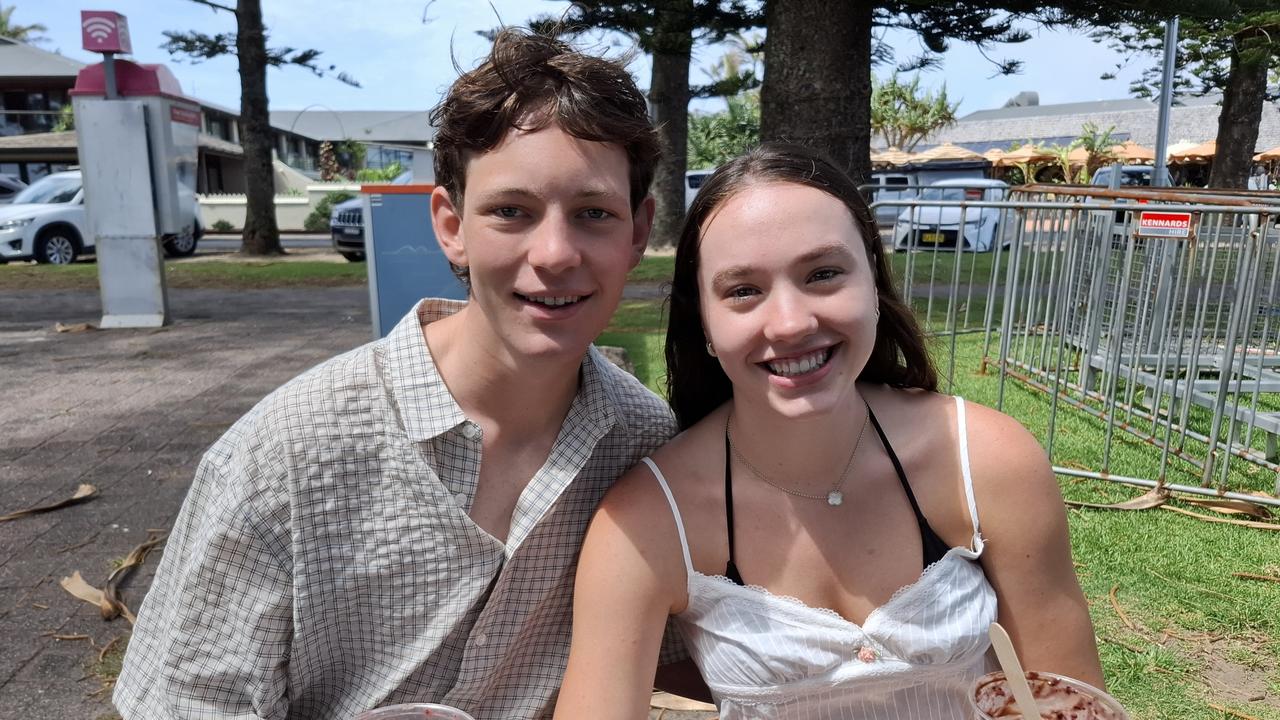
[706,341,717,357]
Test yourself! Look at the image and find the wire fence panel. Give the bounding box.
[869,185,1280,505]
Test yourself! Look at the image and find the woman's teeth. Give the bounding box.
[766,348,832,377]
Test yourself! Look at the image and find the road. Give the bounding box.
[199,233,332,252]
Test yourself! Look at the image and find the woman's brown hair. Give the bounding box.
[666,142,938,430]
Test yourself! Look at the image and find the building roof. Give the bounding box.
[0,37,85,79]
[0,130,78,150]
[269,110,434,144]
[909,95,1280,158]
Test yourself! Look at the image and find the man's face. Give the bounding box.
[432,123,653,363]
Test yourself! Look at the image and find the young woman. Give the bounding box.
[554,144,1102,719]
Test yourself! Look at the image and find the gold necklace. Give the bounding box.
[725,401,871,507]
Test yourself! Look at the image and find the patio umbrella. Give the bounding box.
[1253,145,1280,162]
[1169,140,1216,163]
[910,142,986,163]
[1110,140,1156,163]
[982,148,1006,163]
[1066,146,1090,165]
[1165,140,1199,157]
[873,147,915,166]
[996,145,1053,166]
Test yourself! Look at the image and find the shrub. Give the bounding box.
[303,191,355,232]
[210,219,235,232]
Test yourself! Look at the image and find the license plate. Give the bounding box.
[342,227,361,236]
[922,232,945,244]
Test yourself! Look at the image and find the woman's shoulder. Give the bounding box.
[601,407,726,523]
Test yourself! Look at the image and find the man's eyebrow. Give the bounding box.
[708,243,854,291]
[472,187,624,202]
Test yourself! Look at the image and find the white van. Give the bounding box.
[686,169,714,209]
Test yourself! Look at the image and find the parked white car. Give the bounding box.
[0,170,201,264]
[686,168,713,209]
[892,178,1008,252]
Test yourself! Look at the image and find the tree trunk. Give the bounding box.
[648,0,694,249]
[1208,31,1268,189]
[236,0,282,255]
[760,0,872,185]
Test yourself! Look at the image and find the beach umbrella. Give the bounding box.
[982,148,1006,163]
[1169,140,1216,163]
[1253,145,1280,162]
[1110,140,1156,163]
[910,142,986,163]
[1066,146,1090,165]
[996,145,1054,166]
[872,147,915,166]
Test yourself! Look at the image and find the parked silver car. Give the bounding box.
[892,179,1008,252]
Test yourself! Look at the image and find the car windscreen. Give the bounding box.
[920,187,968,201]
[12,176,80,204]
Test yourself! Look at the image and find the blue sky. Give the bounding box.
[35,0,1153,117]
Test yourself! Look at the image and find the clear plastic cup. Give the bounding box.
[354,703,477,720]
[970,670,1129,720]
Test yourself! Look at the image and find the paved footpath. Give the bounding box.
[0,286,713,719]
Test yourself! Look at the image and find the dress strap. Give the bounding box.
[955,396,983,548]
[640,457,695,579]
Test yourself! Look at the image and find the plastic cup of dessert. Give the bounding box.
[970,670,1129,720]
[354,703,477,720]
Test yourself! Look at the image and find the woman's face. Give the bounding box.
[697,181,878,420]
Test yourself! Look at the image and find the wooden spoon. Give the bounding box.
[988,622,1043,719]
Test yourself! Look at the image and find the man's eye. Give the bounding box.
[581,208,611,220]
[495,207,521,219]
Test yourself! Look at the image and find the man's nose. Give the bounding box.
[527,214,581,273]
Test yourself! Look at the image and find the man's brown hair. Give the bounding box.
[430,28,661,213]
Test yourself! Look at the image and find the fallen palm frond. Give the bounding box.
[59,532,168,623]
[0,484,98,522]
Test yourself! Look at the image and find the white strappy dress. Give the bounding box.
[642,397,997,719]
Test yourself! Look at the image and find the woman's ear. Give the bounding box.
[431,186,467,268]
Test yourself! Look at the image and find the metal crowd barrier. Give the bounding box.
[870,186,1280,505]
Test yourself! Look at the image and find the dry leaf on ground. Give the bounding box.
[54,322,97,333]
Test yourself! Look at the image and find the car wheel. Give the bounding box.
[340,251,366,262]
[35,227,80,265]
[163,226,199,257]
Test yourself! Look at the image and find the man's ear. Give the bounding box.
[629,195,656,269]
[431,186,466,268]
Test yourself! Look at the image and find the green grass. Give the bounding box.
[628,254,676,283]
[0,260,368,291]
[599,297,1280,719]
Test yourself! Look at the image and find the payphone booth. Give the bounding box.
[70,12,197,328]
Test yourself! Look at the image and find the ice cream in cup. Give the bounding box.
[354,703,477,720]
[970,670,1129,720]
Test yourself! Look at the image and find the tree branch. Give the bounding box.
[187,0,238,14]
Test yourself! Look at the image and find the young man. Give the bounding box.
[114,29,678,720]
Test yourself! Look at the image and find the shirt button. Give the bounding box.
[453,492,468,506]
[474,633,487,646]
[460,421,481,440]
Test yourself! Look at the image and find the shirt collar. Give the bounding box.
[383,299,626,442]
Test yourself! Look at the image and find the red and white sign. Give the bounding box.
[80,11,132,55]
[170,105,202,127]
[1138,211,1194,238]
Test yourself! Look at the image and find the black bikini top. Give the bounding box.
[723,404,950,586]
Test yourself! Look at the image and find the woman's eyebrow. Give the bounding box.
[708,243,854,291]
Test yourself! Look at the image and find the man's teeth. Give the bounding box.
[523,295,582,307]
[767,348,832,377]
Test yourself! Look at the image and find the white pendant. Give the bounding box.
[827,491,843,506]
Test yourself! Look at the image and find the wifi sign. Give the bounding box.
[80,11,132,54]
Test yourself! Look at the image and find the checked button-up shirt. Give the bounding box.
[114,299,678,720]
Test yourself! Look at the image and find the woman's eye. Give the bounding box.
[727,286,759,302]
[809,268,843,283]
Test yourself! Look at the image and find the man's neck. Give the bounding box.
[422,304,583,439]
